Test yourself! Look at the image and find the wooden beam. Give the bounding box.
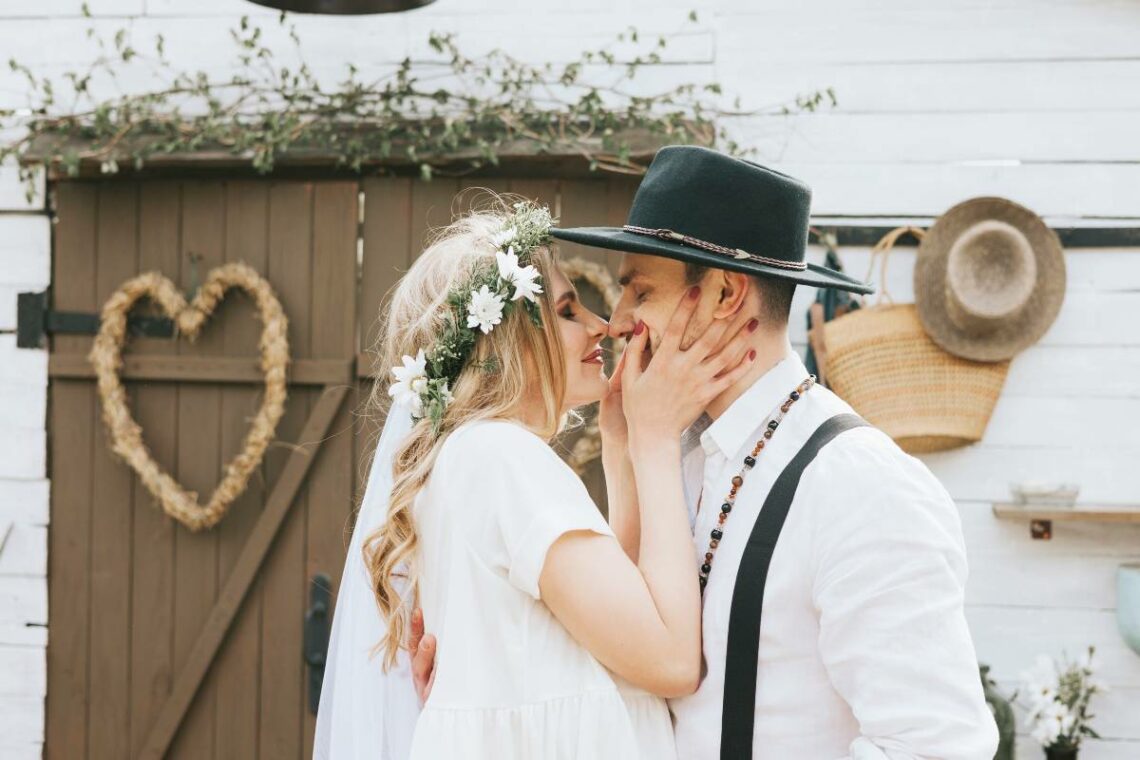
[49,354,354,386]
[137,385,350,760]
[24,126,680,172]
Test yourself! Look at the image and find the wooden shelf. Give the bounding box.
[992,503,1140,523]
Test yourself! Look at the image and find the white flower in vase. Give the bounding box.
[1018,647,1104,753]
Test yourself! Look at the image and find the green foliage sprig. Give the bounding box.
[1,7,835,203]
[389,201,553,431]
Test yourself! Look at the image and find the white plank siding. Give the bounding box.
[1,0,1138,756]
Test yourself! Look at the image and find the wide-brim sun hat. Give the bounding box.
[550,145,873,295]
[914,196,1066,362]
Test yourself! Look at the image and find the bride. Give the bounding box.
[313,196,755,759]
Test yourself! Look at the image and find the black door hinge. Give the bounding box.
[16,287,175,349]
[303,573,333,715]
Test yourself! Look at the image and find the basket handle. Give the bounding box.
[861,226,926,307]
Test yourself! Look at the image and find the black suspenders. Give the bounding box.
[720,413,869,760]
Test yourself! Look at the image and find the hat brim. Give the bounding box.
[550,226,874,295]
[914,197,1066,362]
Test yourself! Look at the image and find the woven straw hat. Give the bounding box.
[914,197,1065,362]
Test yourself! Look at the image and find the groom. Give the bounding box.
[411,146,999,758]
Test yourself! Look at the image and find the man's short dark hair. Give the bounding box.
[684,262,796,326]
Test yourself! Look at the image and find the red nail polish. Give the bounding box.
[747,318,759,332]
[748,349,757,361]
[688,285,701,300]
[634,321,645,335]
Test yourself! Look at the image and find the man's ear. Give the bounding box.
[713,269,751,319]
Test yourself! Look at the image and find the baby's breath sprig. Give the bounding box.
[388,202,554,430]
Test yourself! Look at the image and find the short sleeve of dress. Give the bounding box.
[441,420,615,600]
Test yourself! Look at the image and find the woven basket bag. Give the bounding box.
[820,226,1010,454]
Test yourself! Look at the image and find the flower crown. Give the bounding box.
[388,202,555,428]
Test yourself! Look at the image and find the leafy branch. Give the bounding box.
[1,7,836,203]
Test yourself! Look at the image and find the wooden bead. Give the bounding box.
[698,375,813,588]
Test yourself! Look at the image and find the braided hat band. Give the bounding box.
[622,224,808,272]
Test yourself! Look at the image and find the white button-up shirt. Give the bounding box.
[669,351,999,760]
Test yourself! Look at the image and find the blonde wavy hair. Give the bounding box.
[362,194,568,669]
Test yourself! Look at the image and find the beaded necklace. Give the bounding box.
[698,375,817,592]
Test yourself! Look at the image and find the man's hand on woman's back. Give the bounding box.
[408,608,436,705]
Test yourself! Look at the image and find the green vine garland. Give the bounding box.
[1,7,835,202]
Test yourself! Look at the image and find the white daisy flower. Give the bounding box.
[491,227,517,250]
[439,381,454,408]
[466,285,506,334]
[1030,714,1061,747]
[388,349,428,417]
[496,250,544,303]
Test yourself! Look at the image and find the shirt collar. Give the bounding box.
[681,412,712,458]
[699,351,810,460]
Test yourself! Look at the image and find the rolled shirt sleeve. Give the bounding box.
[807,431,999,760]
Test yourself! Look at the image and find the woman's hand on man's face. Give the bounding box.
[621,286,758,447]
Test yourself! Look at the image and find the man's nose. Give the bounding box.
[607,302,635,340]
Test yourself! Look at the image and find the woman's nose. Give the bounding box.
[591,315,609,339]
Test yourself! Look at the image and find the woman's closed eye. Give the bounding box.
[557,289,581,320]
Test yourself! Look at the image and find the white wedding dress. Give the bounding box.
[313,415,677,760]
[409,418,676,759]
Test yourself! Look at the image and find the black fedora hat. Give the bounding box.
[550,145,873,294]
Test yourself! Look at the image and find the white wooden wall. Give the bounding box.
[1,1,1138,758]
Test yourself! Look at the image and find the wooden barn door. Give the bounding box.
[45,172,638,759]
[46,178,359,760]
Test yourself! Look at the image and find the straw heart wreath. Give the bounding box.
[88,262,290,531]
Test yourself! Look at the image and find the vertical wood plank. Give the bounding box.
[129,181,181,758]
[259,182,313,760]
[354,178,411,568]
[169,181,225,760]
[359,178,411,361]
[408,178,460,262]
[86,181,138,760]
[557,178,613,274]
[213,180,271,760]
[302,182,358,756]
[454,178,510,216]
[507,179,558,211]
[604,177,638,218]
[46,182,97,760]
